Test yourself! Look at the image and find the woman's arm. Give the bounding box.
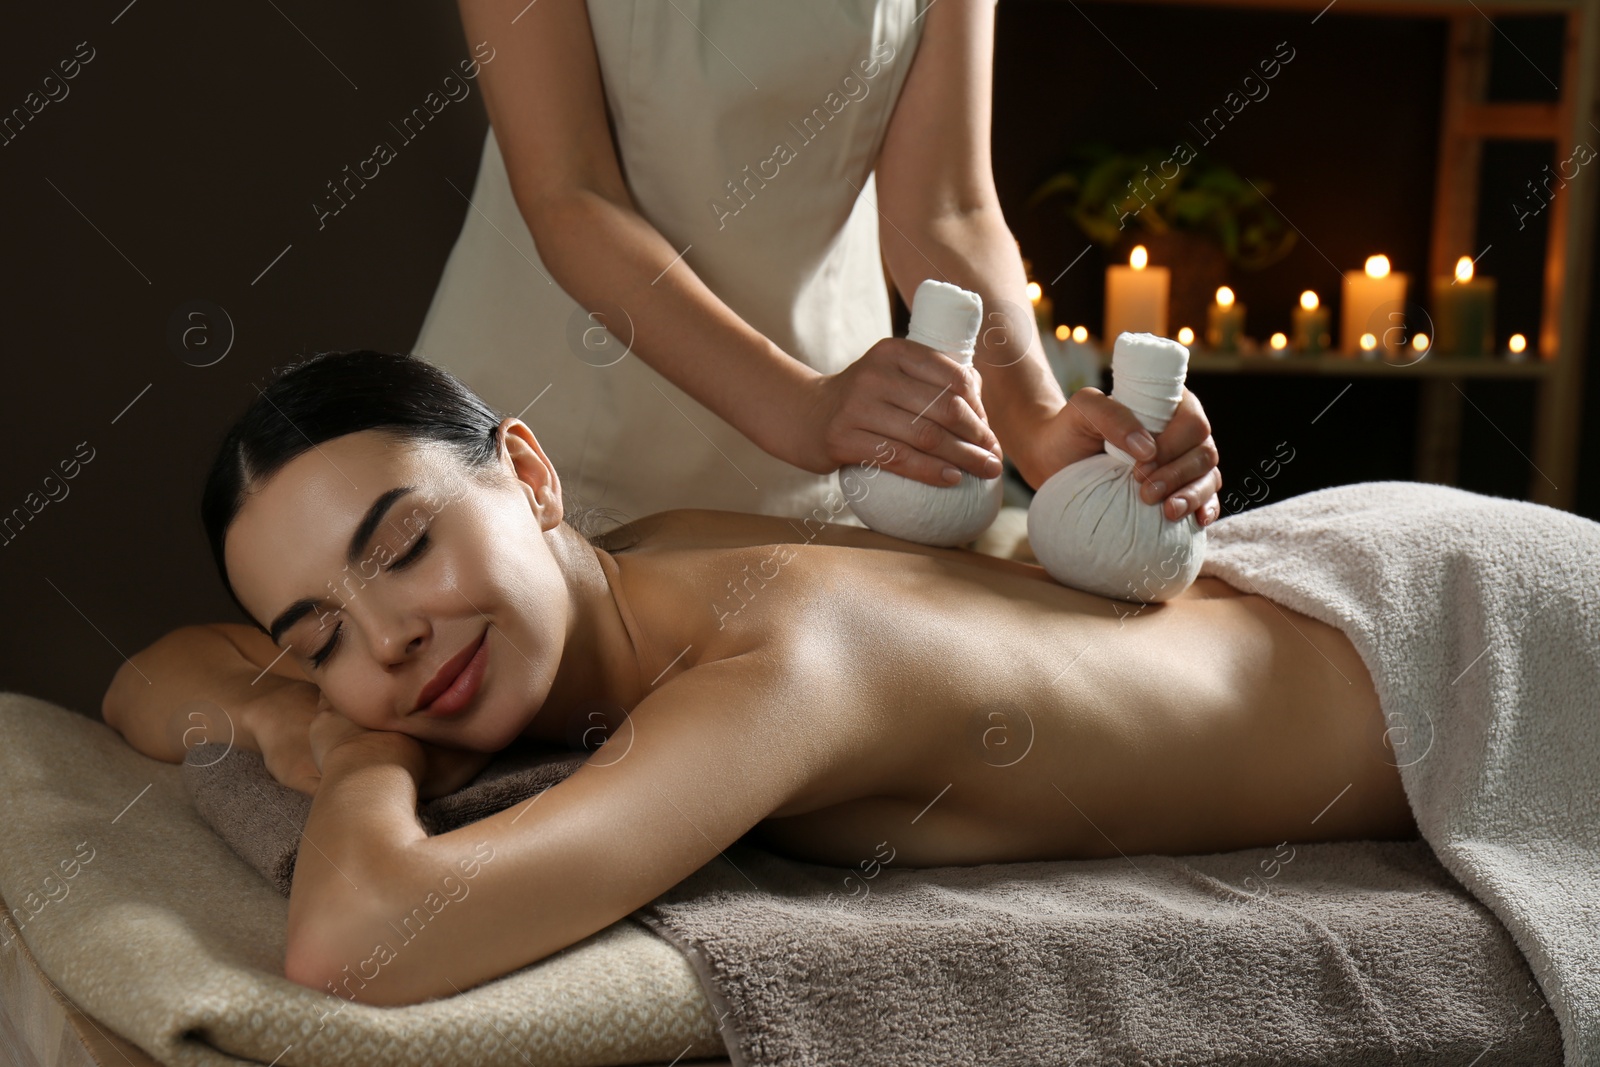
[284,652,824,1006]
[874,0,1223,523]
[104,624,495,799]
[102,623,320,784]
[453,0,1000,486]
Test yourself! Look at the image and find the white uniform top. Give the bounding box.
[413,0,930,525]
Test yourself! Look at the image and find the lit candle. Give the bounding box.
[1028,280,1055,342]
[1176,326,1195,346]
[1104,245,1169,341]
[1359,332,1379,360]
[1431,256,1496,358]
[1269,332,1288,356]
[1292,290,1330,355]
[1507,332,1528,361]
[1206,286,1246,352]
[1341,255,1408,357]
[1045,323,1102,395]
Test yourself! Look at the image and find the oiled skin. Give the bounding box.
[581,508,1419,867]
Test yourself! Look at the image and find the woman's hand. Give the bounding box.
[1014,386,1223,527]
[308,700,494,801]
[793,337,1005,487]
[307,702,388,777]
[236,681,325,796]
[413,744,496,801]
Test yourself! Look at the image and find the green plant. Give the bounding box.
[1028,143,1297,270]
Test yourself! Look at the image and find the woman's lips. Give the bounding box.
[419,630,489,718]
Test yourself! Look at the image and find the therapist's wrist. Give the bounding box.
[744,345,828,472]
[991,398,1068,489]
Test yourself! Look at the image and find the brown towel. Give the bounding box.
[180,741,1558,1066]
[181,740,585,897]
[639,838,1561,1067]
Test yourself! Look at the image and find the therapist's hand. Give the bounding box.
[797,337,1005,486]
[1016,386,1223,527]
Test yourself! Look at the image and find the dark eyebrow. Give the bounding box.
[267,485,416,646]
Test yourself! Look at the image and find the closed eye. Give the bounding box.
[308,529,432,669]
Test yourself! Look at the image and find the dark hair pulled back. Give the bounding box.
[200,349,629,629]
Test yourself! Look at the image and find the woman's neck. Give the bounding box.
[520,526,650,745]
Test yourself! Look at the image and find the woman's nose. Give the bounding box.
[366,611,427,666]
[378,632,424,664]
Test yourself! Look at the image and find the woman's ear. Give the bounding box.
[497,417,564,528]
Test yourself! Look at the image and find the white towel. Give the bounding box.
[1197,480,1600,1067]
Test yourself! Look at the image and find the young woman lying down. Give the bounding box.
[102,351,1417,1007]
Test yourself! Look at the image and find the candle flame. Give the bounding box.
[1072,326,1089,343]
[1365,255,1391,279]
[1130,245,1149,270]
[1359,332,1378,351]
[1509,333,1527,354]
[1177,326,1195,345]
[1216,286,1235,308]
[1455,256,1474,283]
[1055,324,1069,340]
[1413,333,1430,352]
[1300,290,1319,311]
[1270,332,1287,350]
[1027,281,1043,303]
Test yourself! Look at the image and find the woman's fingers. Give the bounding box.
[887,342,1001,473]
[1063,387,1160,461]
[1123,389,1220,521]
[837,429,975,488]
[1133,433,1221,507]
[820,337,1004,485]
[880,394,1002,481]
[1152,465,1223,523]
[896,340,993,431]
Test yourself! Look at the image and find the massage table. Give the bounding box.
[0,900,162,1067]
[0,691,1564,1067]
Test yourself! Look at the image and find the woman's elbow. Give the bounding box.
[283,920,435,1007]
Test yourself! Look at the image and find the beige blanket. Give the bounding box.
[0,694,727,1067]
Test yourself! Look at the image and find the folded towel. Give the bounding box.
[0,696,725,1067]
[182,740,586,897]
[183,733,1557,1066]
[640,837,1559,1067]
[1191,480,1600,1067]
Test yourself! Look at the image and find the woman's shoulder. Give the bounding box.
[595,508,813,554]
[596,507,1059,587]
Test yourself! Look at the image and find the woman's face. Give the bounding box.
[225,422,568,752]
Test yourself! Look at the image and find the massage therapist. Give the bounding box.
[414,0,1222,529]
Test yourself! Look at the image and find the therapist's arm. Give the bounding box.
[453,0,999,486]
[874,0,1222,523]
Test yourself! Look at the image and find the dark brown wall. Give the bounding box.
[2,1,1594,720]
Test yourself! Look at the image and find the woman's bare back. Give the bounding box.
[580,509,1418,868]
